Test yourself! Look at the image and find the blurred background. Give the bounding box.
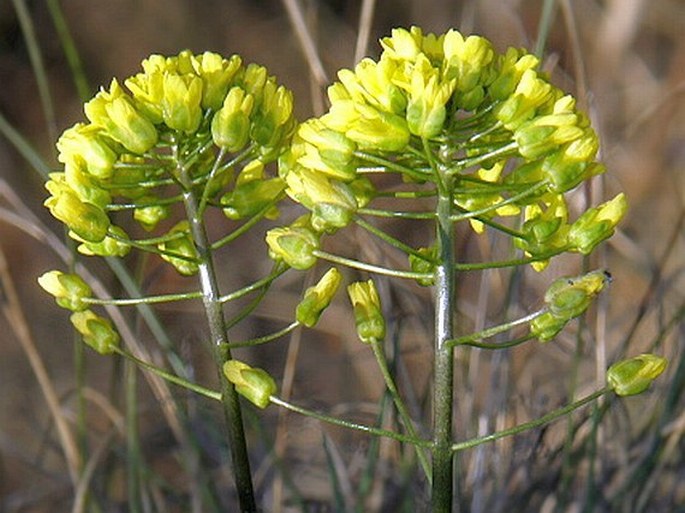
[0,0,683,511]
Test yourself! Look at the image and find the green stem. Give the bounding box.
[370,339,432,482]
[313,249,430,281]
[175,140,257,512]
[228,321,300,348]
[451,389,607,452]
[447,309,545,348]
[432,168,456,512]
[269,396,430,447]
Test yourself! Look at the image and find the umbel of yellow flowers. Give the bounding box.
[270,26,626,272]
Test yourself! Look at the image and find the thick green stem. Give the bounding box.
[176,146,257,512]
[432,175,456,512]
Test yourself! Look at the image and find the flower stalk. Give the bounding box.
[174,141,257,512]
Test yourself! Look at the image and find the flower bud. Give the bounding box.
[284,168,358,232]
[57,123,117,179]
[192,52,242,111]
[85,79,158,154]
[265,220,320,270]
[544,270,610,320]
[408,246,437,286]
[158,221,199,276]
[346,105,410,152]
[347,280,385,343]
[38,271,92,311]
[223,360,277,409]
[44,186,110,243]
[70,310,120,355]
[125,69,165,124]
[211,86,254,151]
[221,178,285,220]
[134,203,168,231]
[76,225,131,257]
[529,311,568,342]
[406,56,455,138]
[296,268,342,327]
[62,160,111,208]
[161,73,203,133]
[608,354,667,397]
[568,193,627,255]
[495,69,553,130]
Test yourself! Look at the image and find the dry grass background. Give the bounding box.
[0,0,683,512]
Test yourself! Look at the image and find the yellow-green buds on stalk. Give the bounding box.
[75,225,131,257]
[46,50,297,277]
[347,280,386,343]
[44,182,110,243]
[223,360,277,409]
[608,354,667,397]
[266,216,320,270]
[569,193,627,255]
[219,160,284,220]
[56,124,117,179]
[85,79,158,154]
[38,271,92,312]
[212,87,254,152]
[70,310,120,355]
[161,73,203,133]
[158,221,199,276]
[530,270,610,342]
[296,268,342,327]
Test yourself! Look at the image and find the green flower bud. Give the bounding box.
[251,81,295,155]
[406,55,456,138]
[569,193,627,255]
[347,280,386,343]
[349,176,376,208]
[296,268,342,327]
[158,221,199,276]
[56,123,118,179]
[38,271,92,311]
[192,52,242,110]
[221,178,285,220]
[408,246,437,286]
[442,31,494,95]
[544,270,611,320]
[380,27,422,61]
[211,86,254,151]
[543,147,604,193]
[62,161,111,208]
[297,120,358,181]
[608,354,667,397]
[70,310,120,355]
[223,360,277,409]
[125,68,165,124]
[345,104,410,152]
[516,196,570,264]
[239,63,268,105]
[514,117,584,160]
[530,311,568,342]
[265,220,320,270]
[44,185,110,243]
[133,198,170,231]
[161,73,203,133]
[85,79,158,154]
[284,168,357,232]
[490,48,539,101]
[495,69,554,130]
[76,225,131,257]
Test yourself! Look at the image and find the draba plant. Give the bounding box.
[39,28,667,512]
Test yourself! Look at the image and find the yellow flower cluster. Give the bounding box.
[273,27,625,271]
[46,50,296,272]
